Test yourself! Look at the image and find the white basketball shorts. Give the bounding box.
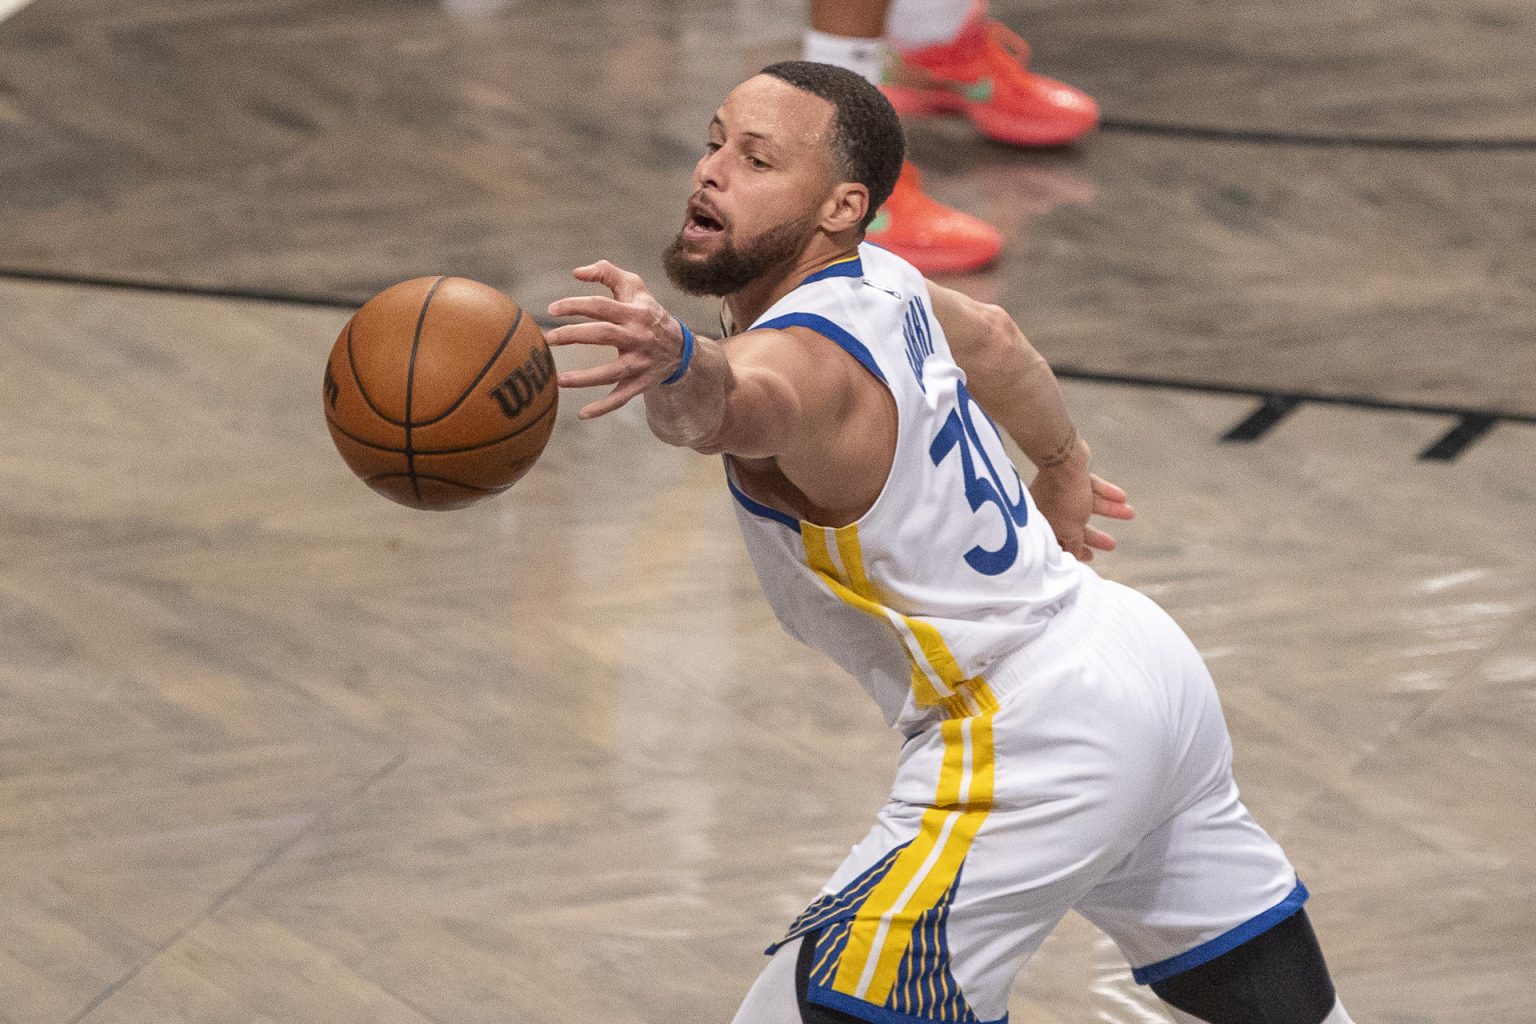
[766,571,1305,1024]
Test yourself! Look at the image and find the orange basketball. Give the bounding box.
[322,276,557,510]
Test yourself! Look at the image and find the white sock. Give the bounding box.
[729,939,804,1024]
[887,0,976,50]
[802,28,887,86]
[1321,998,1356,1024]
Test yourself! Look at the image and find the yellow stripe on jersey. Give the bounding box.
[830,690,998,1005]
[832,526,971,695]
[803,522,971,708]
[802,526,948,706]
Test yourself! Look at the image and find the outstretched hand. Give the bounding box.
[1030,464,1134,562]
[546,260,687,419]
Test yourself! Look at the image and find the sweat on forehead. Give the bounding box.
[716,75,837,149]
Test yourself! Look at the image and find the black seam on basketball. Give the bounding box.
[362,472,512,494]
[345,317,408,427]
[404,276,447,503]
[413,304,526,428]
[325,395,556,455]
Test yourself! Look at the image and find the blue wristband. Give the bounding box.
[662,319,695,385]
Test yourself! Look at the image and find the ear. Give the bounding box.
[819,182,870,236]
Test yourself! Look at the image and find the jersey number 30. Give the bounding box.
[929,382,1030,576]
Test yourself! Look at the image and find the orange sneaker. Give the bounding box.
[883,5,1099,147]
[867,162,1003,274]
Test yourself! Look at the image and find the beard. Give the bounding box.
[662,214,819,297]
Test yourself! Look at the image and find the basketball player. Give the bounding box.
[807,0,1099,273]
[546,62,1353,1024]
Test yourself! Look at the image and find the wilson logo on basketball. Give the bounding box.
[490,345,555,419]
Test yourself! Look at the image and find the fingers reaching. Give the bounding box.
[546,294,632,324]
[1090,474,1126,501]
[557,359,633,391]
[1090,473,1135,520]
[544,320,628,348]
[1083,526,1117,552]
[547,259,687,421]
[577,376,651,420]
[1093,495,1135,520]
[571,260,642,300]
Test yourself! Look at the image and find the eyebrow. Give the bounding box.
[709,115,774,144]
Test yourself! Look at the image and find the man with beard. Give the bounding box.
[546,62,1354,1024]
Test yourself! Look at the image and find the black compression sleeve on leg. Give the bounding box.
[1150,910,1337,1024]
[794,930,869,1024]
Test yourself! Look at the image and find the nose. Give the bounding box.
[694,148,724,191]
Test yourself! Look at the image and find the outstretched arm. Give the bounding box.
[927,281,1133,560]
[545,260,838,459]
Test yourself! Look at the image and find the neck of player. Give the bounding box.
[724,236,863,330]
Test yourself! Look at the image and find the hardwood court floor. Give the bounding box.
[1,0,1534,1019]
[1,277,1532,1023]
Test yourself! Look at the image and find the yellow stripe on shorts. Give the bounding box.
[830,694,997,1005]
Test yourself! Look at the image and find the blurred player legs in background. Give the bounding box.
[803,0,1098,274]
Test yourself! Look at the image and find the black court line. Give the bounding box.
[1101,118,1536,152]
[1419,414,1500,462]
[1052,368,1532,461]
[0,266,367,309]
[1054,366,1536,426]
[6,267,1533,459]
[1221,394,1303,443]
[1214,394,1512,461]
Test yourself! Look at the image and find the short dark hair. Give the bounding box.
[759,60,905,230]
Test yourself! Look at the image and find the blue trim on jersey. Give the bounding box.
[1131,880,1310,986]
[757,312,887,385]
[726,473,801,532]
[805,986,1007,1024]
[800,256,864,284]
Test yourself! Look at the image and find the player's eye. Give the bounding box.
[704,141,722,154]
[747,155,770,169]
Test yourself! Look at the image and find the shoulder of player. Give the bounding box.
[721,325,864,418]
[735,323,877,387]
[723,324,851,370]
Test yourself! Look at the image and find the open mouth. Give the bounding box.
[682,201,726,241]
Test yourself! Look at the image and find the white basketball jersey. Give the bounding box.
[725,243,1085,734]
